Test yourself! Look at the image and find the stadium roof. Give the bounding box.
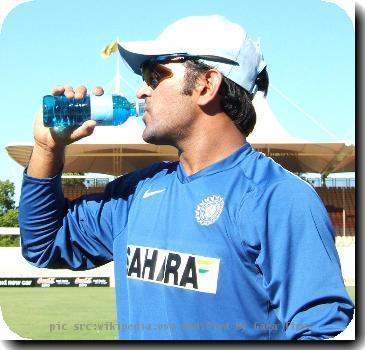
[5,93,354,176]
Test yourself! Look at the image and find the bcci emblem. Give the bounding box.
[195,195,224,226]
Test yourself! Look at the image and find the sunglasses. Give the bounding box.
[140,53,239,89]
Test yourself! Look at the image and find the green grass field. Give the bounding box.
[0,286,355,340]
[0,287,118,340]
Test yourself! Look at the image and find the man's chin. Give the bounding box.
[142,129,172,146]
[142,129,160,145]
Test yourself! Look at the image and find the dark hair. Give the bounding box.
[255,67,269,97]
[182,60,269,136]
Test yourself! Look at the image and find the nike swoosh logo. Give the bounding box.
[142,188,166,199]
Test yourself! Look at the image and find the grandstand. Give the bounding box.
[61,176,110,200]
[315,186,355,236]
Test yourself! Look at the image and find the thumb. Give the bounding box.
[69,120,97,143]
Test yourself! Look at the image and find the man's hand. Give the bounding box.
[27,85,104,178]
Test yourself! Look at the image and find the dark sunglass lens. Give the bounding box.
[142,62,157,86]
[141,64,150,84]
[141,62,173,88]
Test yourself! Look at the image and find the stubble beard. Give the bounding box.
[142,117,188,147]
[142,87,195,146]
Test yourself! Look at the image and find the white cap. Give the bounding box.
[118,15,267,93]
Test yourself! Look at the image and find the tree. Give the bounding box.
[0,180,15,214]
[0,208,18,227]
[0,180,18,227]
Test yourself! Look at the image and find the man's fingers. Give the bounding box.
[51,85,90,99]
[51,85,65,96]
[75,85,87,100]
[92,86,104,96]
[64,85,75,99]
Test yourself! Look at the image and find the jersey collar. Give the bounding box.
[176,142,252,184]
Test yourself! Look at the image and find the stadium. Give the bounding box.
[0,65,355,340]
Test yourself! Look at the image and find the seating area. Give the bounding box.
[61,176,111,200]
[62,184,106,201]
[62,184,86,200]
[314,187,355,236]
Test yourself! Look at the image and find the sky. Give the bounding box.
[0,0,355,203]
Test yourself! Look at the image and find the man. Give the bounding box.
[19,15,353,340]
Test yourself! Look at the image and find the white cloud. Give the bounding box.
[0,0,33,34]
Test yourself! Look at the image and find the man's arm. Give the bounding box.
[19,170,115,269]
[19,85,117,269]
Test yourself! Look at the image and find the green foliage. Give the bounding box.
[0,180,19,227]
[0,208,19,227]
[0,180,16,214]
[0,234,20,247]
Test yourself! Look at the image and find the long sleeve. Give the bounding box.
[19,171,117,270]
[19,162,168,271]
[240,179,354,340]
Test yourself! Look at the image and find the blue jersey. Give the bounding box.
[19,143,354,340]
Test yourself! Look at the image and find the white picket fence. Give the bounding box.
[0,227,19,235]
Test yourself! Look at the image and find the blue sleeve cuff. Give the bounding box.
[23,166,62,184]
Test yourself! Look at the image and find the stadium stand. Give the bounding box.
[62,178,108,200]
[314,187,355,236]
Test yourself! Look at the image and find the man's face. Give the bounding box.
[136,62,199,146]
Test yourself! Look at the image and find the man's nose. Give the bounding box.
[136,81,151,99]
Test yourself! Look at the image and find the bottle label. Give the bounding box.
[90,95,113,124]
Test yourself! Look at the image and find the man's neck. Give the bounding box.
[177,113,246,176]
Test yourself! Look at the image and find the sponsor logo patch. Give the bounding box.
[127,245,220,294]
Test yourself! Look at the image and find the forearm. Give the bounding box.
[19,170,67,267]
[19,169,115,269]
[27,143,65,178]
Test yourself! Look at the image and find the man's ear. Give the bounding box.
[196,70,223,107]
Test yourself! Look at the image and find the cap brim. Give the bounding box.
[118,40,186,75]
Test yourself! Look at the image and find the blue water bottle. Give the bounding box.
[43,94,144,129]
